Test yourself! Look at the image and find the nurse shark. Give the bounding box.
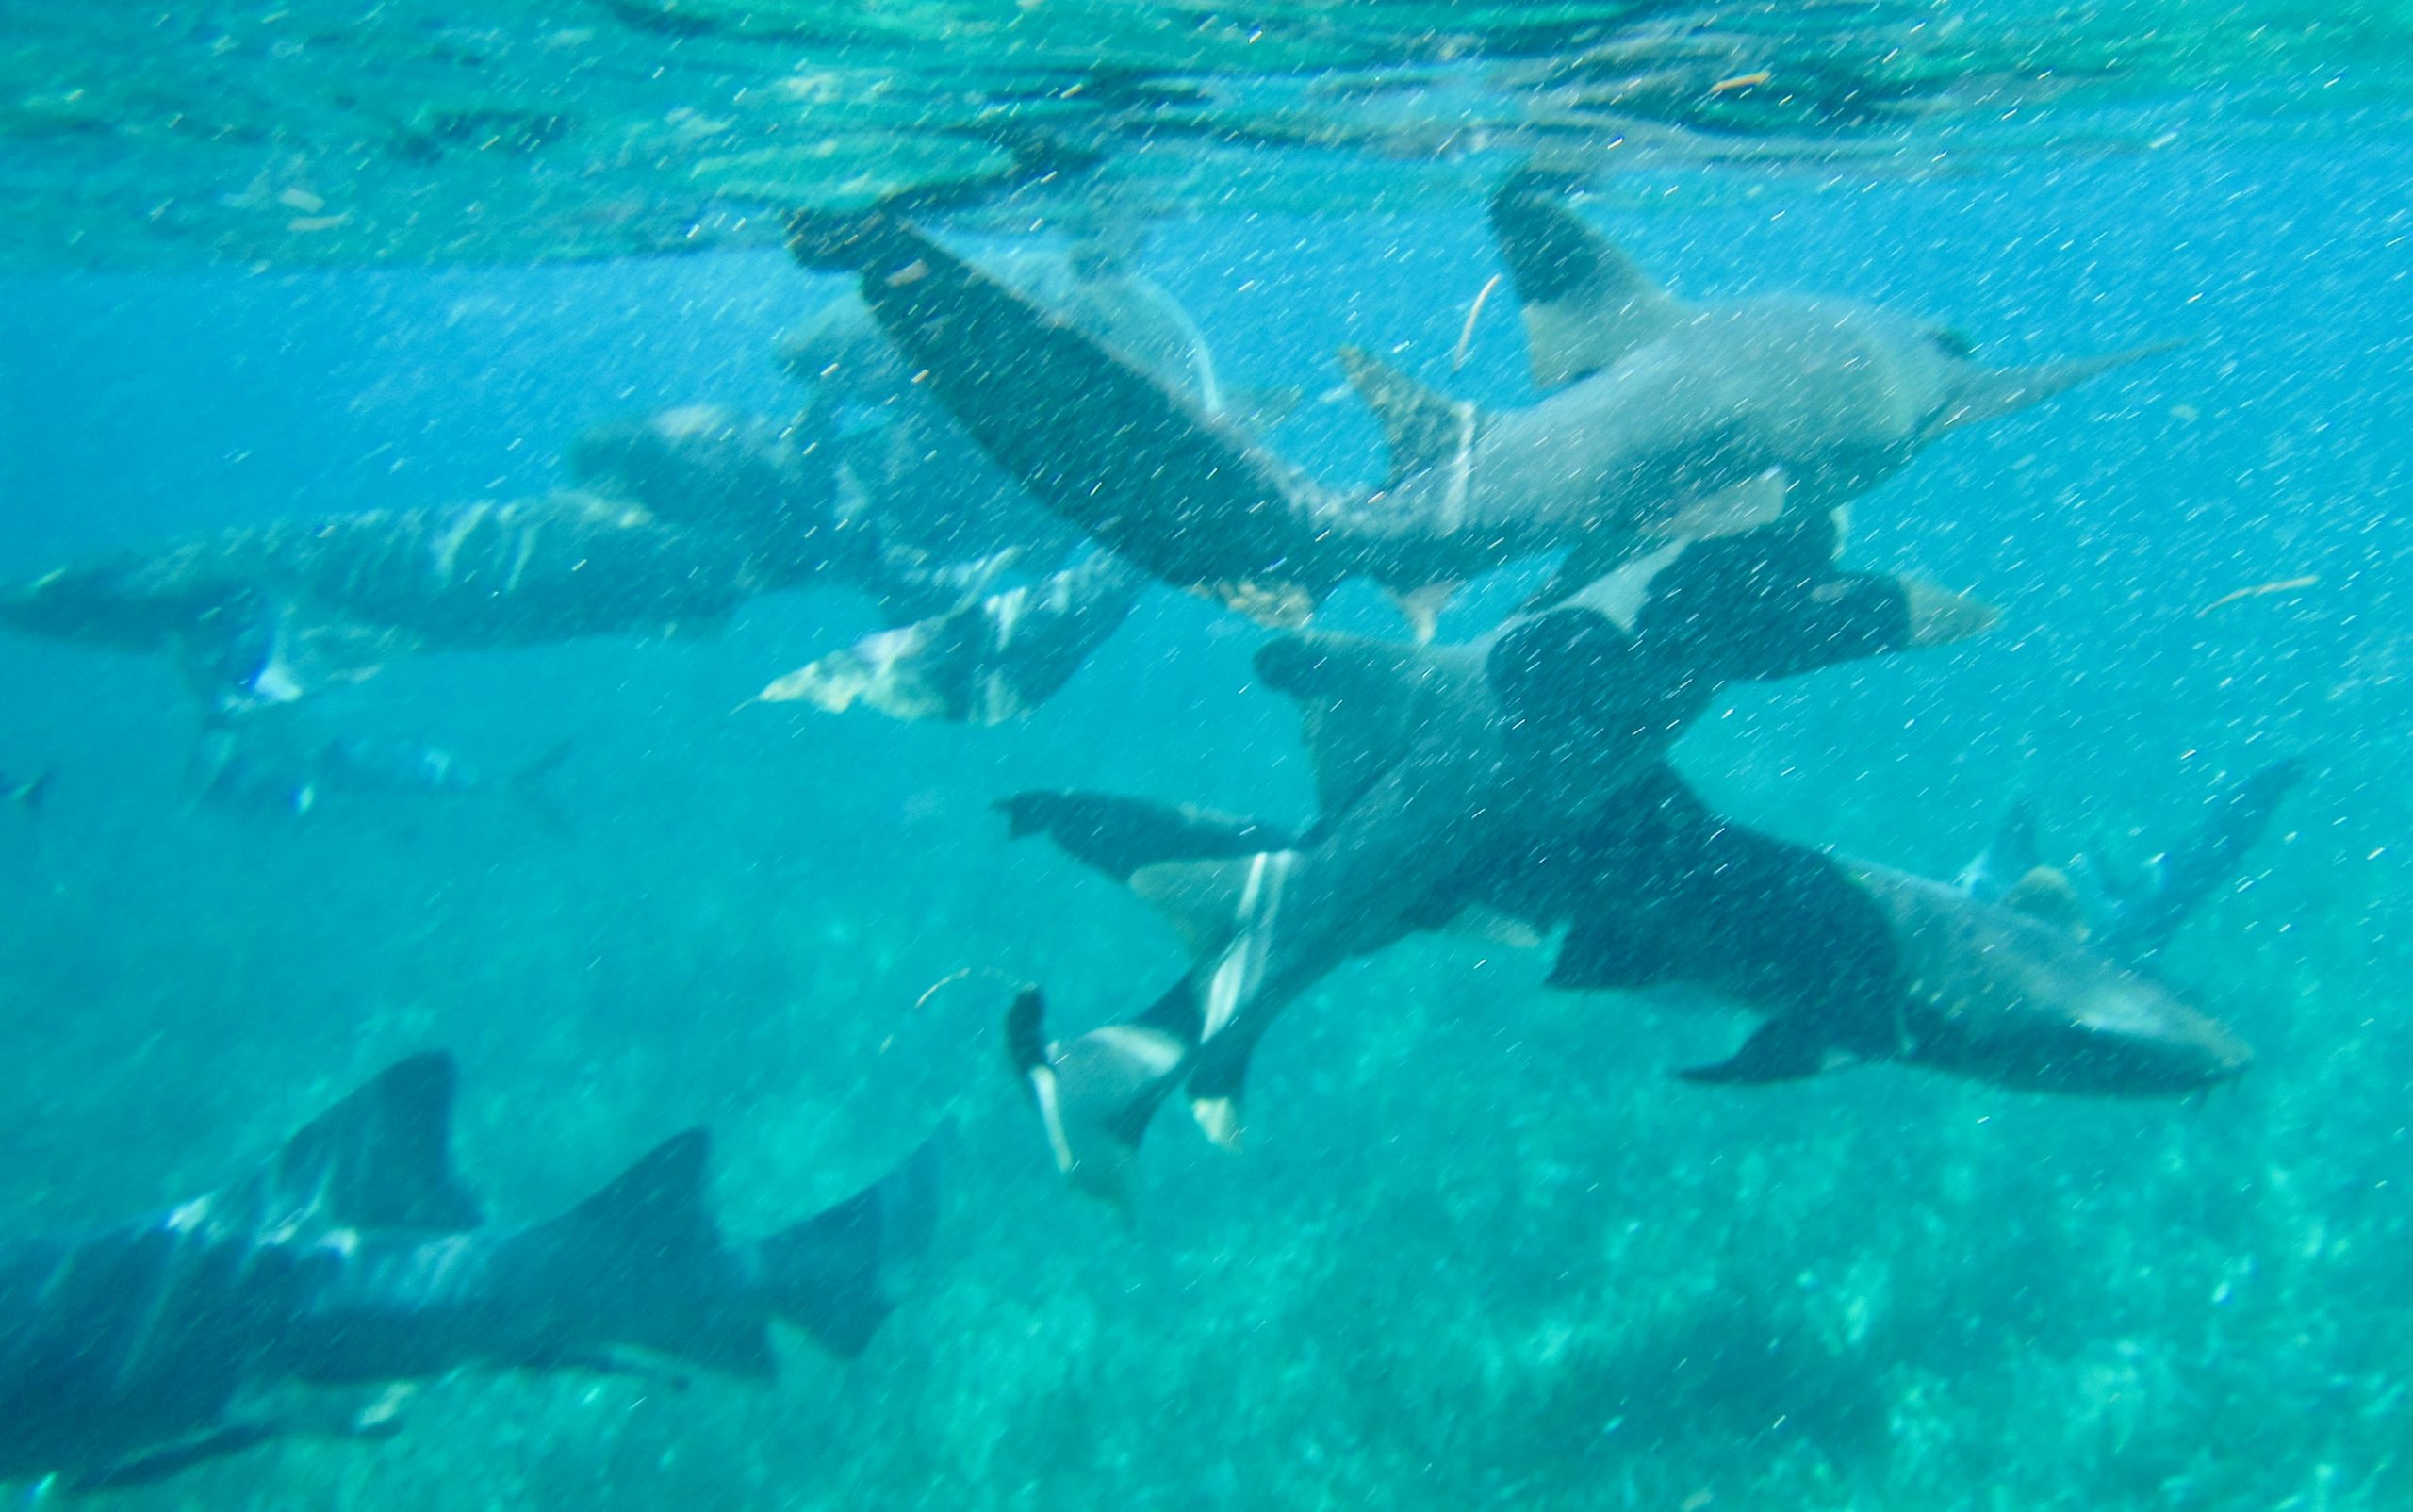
[0,1054,941,1491]
[992,514,2002,1200]
[789,173,2175,629]
[0,492,807,716]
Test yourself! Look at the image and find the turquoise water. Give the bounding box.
[0,135,2408,1508]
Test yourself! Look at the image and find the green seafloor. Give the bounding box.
[2,130,2411,1512]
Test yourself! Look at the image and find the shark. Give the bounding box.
[789,174,2175,630]
[989,513,1999,1200]
[1004,731,2262,1199]
[737,232,1289,724]
[0,1053,941,1492]
[0,492,807,716]
[190,713,576,827]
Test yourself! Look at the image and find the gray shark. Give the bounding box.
[1006,741,2257,1199]
[191,715,575,827]
[993,516,1995,1199]
[1532,765,2256,1095]
[0,1053,941,1491]
[566,236,1250,726]
[0,492,804,715]
[790,177,2173,625]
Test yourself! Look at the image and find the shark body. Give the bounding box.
[1008,738,2258,1200]
[0,1055,939,1491]
[0,493,797,715]
[995,515,1995,1198]
[792,176,2173,624]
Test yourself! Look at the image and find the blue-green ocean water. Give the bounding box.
[1,140,2409,1510]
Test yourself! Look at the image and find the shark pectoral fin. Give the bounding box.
[1334,346,1481,488]
[1901,578,1999,648]
[995,791,1302,882]
[1636,469,1789,543]
[65,1422,285,1492]
[1489,169,1690,388]
[1129,851,1294,961]
[1008,989,1190,1204]
[1676,1015,1841,1085]
[1254,631,1428,814]
[1388,581,1459,644]
[254,1053,484,1237]
[1931,337,2190,434]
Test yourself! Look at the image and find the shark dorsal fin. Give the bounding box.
[566,1129,716,1248]
[1335,345,1478,489]
[1129,851,1296,961]
[1489,172,1689,388]
[264,1054,484,1236]
[1254,630,1431,815]
[546,1129,778,1378]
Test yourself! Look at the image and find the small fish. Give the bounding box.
[195,723,574,827]
[2196,574,2318,616]
[2,770,50,813]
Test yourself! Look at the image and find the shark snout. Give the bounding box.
[2045,987,2254,1096]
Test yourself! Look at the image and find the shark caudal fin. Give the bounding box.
[241,1053,484,1237]
[1487,169,1691,388]
[1929,337,2189,435]
[997,790,1303,883]
[754,1129,945,1358]
[1007,987,1192,1204]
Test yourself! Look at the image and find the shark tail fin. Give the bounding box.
[1008,987,1192,1206]
[262,1053,484,1236]
[1488,168,1688,387]
[755,1128,945,1359]
[1931,337,2189,435]
[1334,345,1480,489]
